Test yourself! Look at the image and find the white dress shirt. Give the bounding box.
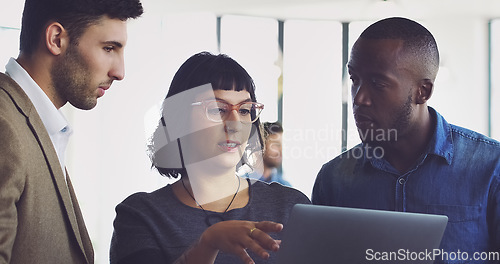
[5,57,72,178]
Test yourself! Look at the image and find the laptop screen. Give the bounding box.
[276,204,448,264]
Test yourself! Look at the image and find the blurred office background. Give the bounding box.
[1,0,499,262]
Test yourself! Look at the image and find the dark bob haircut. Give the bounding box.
[150,52,264,178]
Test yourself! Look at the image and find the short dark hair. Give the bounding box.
[20,0,143,54]
[263,121,283,138]
[151,52,264,178]
[166,52,258,99]
[359,17,440,79]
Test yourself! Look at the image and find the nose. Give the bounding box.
[225,108,243,122]
[224,109,243,133]
[109,55,125,81]
[352,82,371,106]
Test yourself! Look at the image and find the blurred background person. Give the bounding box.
[257,121,292,187]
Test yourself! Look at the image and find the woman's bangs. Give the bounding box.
[211,70,254,93]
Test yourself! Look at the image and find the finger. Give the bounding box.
[235,248,256,264]
[244,236,272,260]
[249,228,280,252]
[249,227,258,237]
[254,221,283,233]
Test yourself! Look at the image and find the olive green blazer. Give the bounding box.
[0,73,93,263]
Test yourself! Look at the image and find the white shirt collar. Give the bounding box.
[5,57,72,174]
[5,57,70,135]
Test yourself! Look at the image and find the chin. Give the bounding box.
[71,101,97,110]
[67,94,98,110]
[216,153,243,168]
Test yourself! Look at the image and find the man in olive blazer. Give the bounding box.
[0,73,93,263]
[0,0,143,263]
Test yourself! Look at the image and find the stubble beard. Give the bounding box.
[51,44,97,110]
[360,94,412,147]
[391,93,413,141]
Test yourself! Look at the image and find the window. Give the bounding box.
[490,19,500,139]
[0,27,19,71]
[282,19,343,193]
[220,15,280,122]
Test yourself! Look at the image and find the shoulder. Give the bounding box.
[117,185,173,212]
[430,111,500,175]
[250,179,311,204]
[0,79,36,167]
[432,107,499,152]
[0,74,40,135]
[448,124,500,167]
[247,180,311,224]
[0,72,17,88]
[318,144,363,176]
[0,73,31,112]
[113,185,182,228]
[450,124,500,148]
[312,144,366,201]
[0,74,19,113]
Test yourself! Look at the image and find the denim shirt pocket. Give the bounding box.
[426,204,481,222]
[425,204,483,264]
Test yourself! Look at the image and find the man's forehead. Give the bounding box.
[82,17,128,43]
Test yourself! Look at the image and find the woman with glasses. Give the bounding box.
[110,52,310,264]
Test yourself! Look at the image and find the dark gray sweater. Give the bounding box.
[110,179,311,264]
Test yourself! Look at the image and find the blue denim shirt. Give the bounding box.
[312,107,500,263]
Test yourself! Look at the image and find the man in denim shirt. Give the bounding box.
[312,17,500,263]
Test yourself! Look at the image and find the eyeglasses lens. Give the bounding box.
[206,101,260,123]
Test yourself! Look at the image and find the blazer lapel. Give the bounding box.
[27,101,93,264]
[1,73,93,263]
[67,172,94,264]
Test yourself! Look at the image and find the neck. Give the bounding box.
[17,53,65,109]
[375,106,434,174]
[183,163,241,207]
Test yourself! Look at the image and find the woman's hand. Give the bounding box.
[200,220,283,264]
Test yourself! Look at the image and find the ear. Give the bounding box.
[416,79,433,104]
[45,22,68,56]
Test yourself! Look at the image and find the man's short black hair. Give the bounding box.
[359,17,440,79]
[20,0,144,54]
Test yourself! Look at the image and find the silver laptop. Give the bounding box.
[276,204,448,264]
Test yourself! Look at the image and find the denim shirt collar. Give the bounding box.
[362,106,453,172]
[427,107,453,165]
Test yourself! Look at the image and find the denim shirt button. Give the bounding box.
[398,178,405,185]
